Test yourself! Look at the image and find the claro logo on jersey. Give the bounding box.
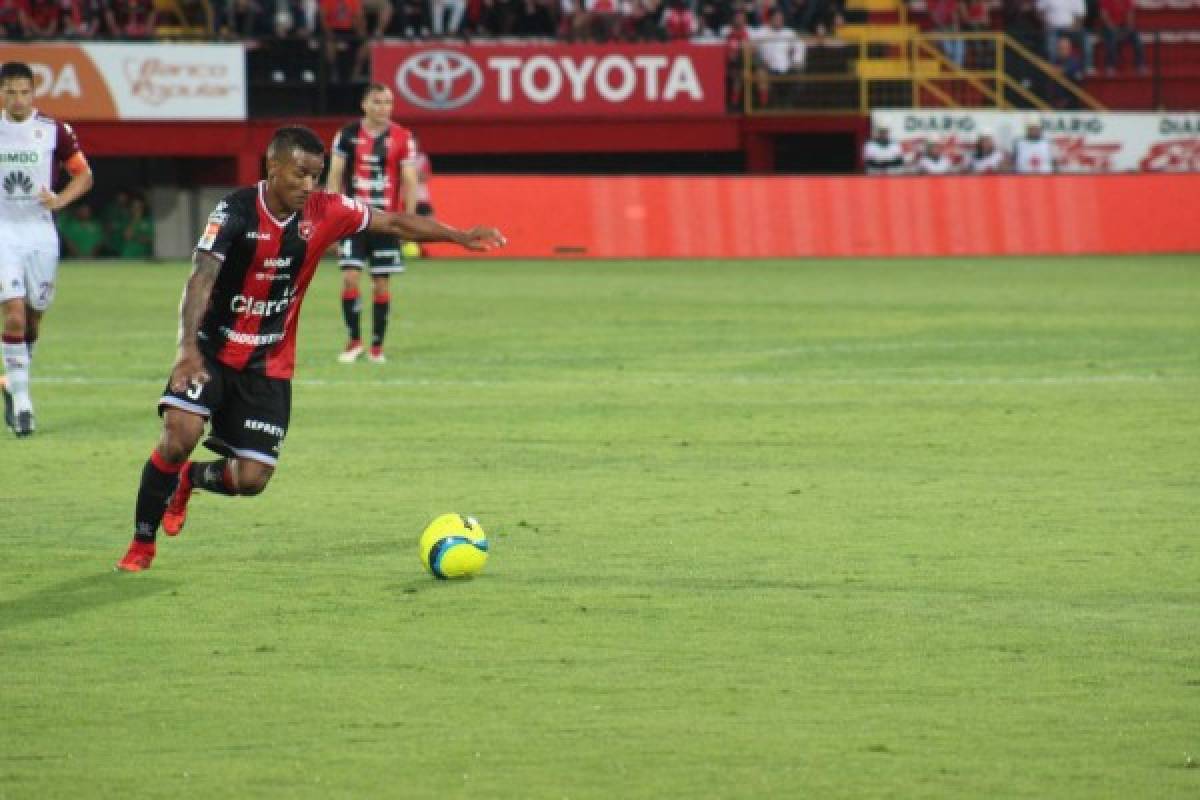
[393,49,702,111]
[351,175,392,192]
[231,285,296,317]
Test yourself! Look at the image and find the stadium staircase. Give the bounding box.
[764,0,1106,113]
[897,0,1200,110]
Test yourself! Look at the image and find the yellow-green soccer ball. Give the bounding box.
[419,514,489,579]
[401,241,422,259]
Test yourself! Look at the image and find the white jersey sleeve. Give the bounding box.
[0,111,85,229]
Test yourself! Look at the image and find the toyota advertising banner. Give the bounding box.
[371,42,726,118]
[2,43,246,120]
[872,110,1200,172]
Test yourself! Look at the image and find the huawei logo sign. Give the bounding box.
[3,171,34,195]
[394,50,483,111]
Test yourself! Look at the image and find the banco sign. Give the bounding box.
[390,46,711,114]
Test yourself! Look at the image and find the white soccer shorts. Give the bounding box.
[0,235,59,311]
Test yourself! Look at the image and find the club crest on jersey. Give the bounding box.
[298,220,314,240]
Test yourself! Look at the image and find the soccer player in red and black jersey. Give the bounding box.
[327,83,419,365]
[116,126,504,572]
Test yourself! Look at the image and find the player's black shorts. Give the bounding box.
[338,230,404,275]
[158,353,291,467]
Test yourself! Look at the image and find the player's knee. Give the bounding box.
[235,466,273,496]
[2,306,25,336]
[238,480,268,497]
[160,411,203,461]
[156,439,193,464]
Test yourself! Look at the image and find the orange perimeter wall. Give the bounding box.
[428,173,1200,259]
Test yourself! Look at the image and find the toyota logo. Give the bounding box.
[394,50,483,111]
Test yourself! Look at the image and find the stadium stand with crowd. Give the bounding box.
[1,0,1197,110]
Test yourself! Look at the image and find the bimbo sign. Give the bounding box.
[372,43,725,117]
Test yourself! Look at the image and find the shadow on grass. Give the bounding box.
[0,572,177,631]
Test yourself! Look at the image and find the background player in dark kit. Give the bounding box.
[117,126,504,572]
[327,83,418,364]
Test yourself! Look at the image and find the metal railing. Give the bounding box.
[743,31,1106,115]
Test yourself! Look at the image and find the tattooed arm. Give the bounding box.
[169,250,221,392]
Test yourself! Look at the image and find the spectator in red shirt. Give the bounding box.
[661,0,696,39]
[1099,0,1145,73]
[27,0,58,35]
[722,8,752,107]
[0,0,32,39]
[319,0,368,81]
[105,0,156,38]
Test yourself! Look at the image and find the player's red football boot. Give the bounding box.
[162,465,193,536]
[116,539,156,572]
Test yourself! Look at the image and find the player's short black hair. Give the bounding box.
[267,126,325,162]
[363,82,391,101]
[0,62,34,84]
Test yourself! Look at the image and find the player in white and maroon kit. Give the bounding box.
[327,83,419,365]
[117,126,505,571]
[1012,117,1056,174]
[0,61,93,437]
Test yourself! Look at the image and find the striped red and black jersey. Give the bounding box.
[332,120,418,213]
[194,182,371,379]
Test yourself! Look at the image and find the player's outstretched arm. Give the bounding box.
[368,209,505,252]
[169,250,221,392]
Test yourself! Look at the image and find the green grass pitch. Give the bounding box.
[2,255,1198,799]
